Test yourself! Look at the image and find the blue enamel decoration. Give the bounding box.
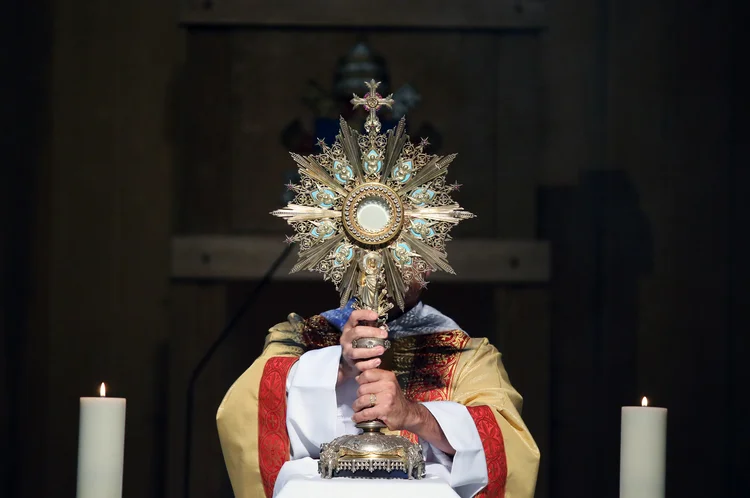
[391,160,413,183]
[333,160,354,184]
[311,188,336,208]
[332,244,354,267]
[410,219,435,239]
[392,242,414,266]
[366,149,382,174]
[409,188,436,206]
[311,222,336,240]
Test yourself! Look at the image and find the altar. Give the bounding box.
[274,459,460,498]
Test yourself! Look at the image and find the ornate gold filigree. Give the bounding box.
[271,79,474,313]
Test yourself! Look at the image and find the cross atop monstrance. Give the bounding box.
[350,79,395,134]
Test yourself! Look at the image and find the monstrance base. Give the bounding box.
[318,424,425,480]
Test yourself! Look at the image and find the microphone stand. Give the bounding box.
[182,243,295,498]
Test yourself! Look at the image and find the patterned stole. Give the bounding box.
[387,331,470,442]
[288,313,472,433]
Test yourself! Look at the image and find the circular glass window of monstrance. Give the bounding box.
[343,183,404,245]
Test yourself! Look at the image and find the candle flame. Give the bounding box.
[641,396,648,407]
[100,382,106,397]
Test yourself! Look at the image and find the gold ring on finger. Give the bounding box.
[369,394,376,408]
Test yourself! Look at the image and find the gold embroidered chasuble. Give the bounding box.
[216,314,540,498]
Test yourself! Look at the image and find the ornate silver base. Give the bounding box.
[318,421,425,480]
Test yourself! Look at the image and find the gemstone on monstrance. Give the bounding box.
[364,93,382,111]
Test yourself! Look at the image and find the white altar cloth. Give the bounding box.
[274,458,460,498]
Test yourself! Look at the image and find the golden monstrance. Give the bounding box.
[271,80,474,479]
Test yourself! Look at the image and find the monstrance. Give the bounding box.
[271,80,474,479]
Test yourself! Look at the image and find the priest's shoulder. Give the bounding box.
[263,312,339,354]
[459,335,506,364]
[267,312,304,338]
[262,313,305,354]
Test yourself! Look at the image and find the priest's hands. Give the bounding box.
[352,369,457,455]
[338,309,388,383]
[351,369,424,432]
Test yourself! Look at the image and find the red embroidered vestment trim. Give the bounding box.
[258,356,297,497]
[402,331,469,401]
[399,331,469,442]
[467,405,507,498]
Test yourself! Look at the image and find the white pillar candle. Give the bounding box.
[76,383,126,498]
[619,397,667,498]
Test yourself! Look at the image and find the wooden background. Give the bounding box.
[2,1,748,498]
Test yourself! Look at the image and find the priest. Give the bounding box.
[216,283,540,498]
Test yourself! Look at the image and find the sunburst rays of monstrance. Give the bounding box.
[271,80,474,479]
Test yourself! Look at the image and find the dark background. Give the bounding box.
[2,1,748,497]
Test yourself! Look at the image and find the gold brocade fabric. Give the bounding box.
[216,314,540,498]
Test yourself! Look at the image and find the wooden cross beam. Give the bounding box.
[179,0,548,29]
[170,235,550,283]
